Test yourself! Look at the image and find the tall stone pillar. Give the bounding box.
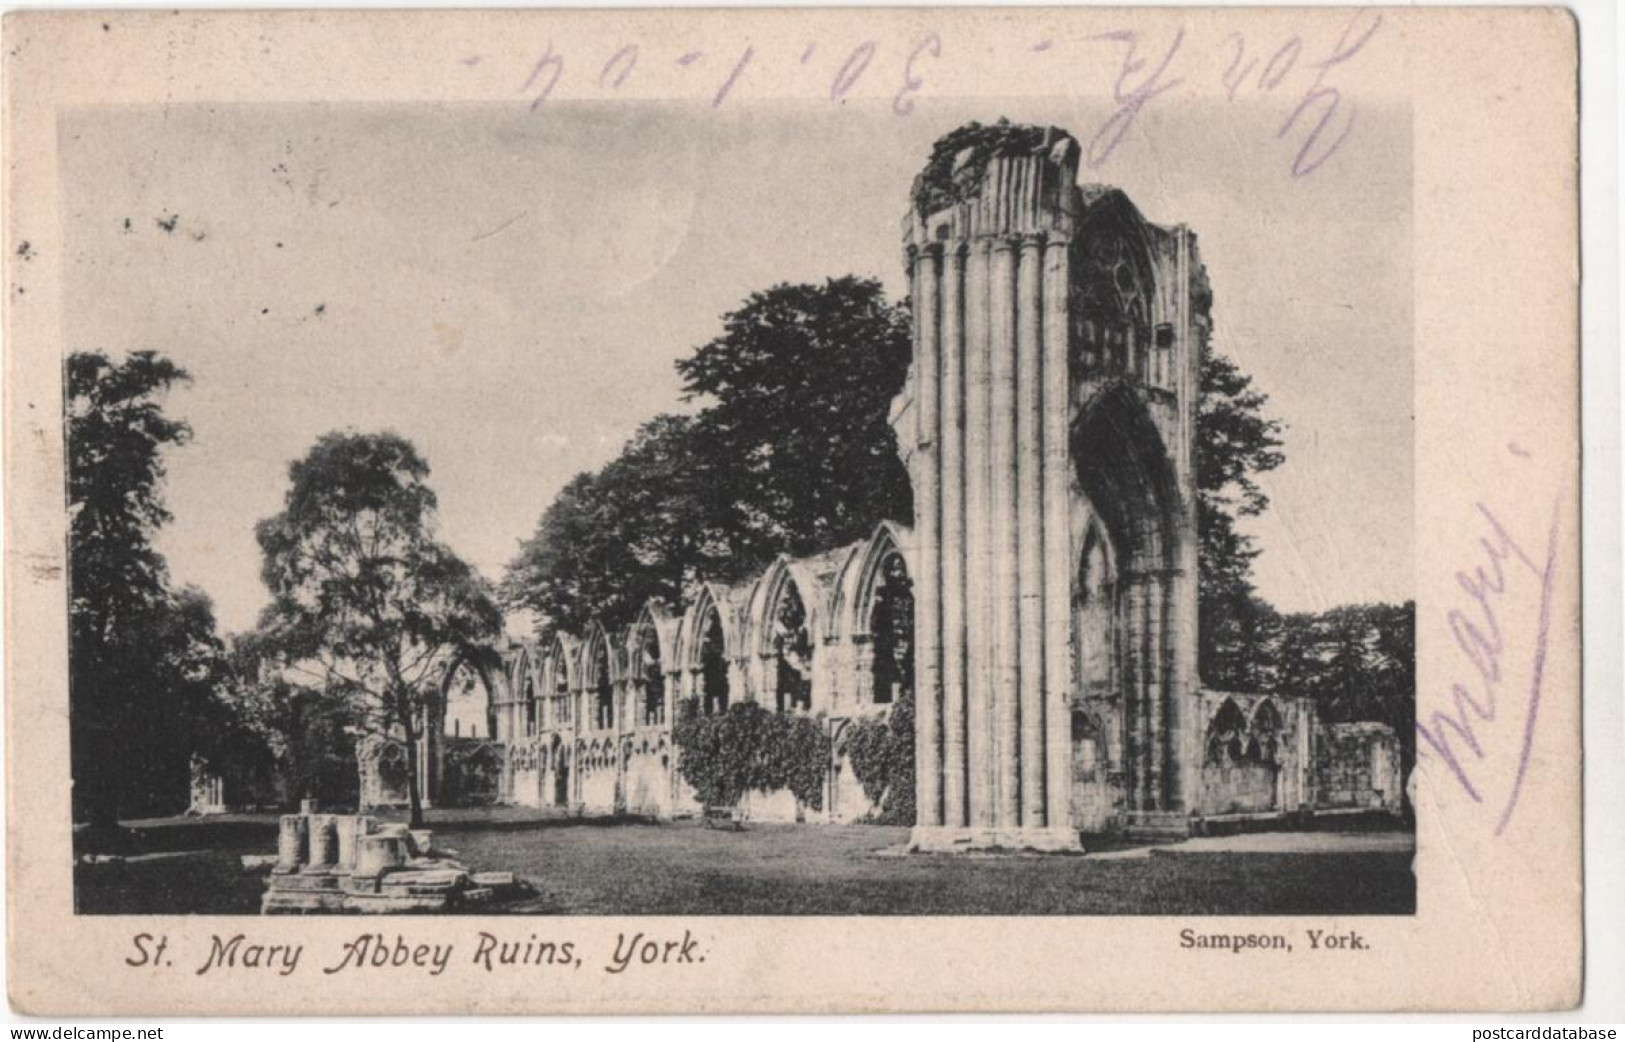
[1122,576,1147,812]
[1040,235,1073,835]
[940,243,968,829]
[1145,576,1166,810]
[901,121,1208,847]
[913,243,944,829]
[1168,225,1206,817]
[963,238,994,833]
[1016,234,1047,827]
[989,237,1020,827]
[904,127,1082,852]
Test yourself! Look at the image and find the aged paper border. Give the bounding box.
[3,6,1582,1015]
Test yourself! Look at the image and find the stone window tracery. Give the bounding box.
[869,552,914,706]
[1205,699,1250,766]
[1205,698,1284,767]
[1077,230,1152,380]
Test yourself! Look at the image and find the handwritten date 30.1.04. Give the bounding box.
[476,12,1383,180]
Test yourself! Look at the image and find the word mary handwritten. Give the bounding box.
[1416,465,1563,836]
[479,12,1382,179]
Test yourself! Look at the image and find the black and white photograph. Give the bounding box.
[2,1,1598,1017]
[62,92,1420,918]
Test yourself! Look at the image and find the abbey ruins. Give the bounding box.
[198,122,1404,849]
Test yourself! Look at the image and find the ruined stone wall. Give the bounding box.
[505,740,546,807]
[307,120,1406,848]
[622,733,674,817]
[575,740,620,814]
[1193,691,1312,820]
[357,735,413,810]
[1314,722,1403,812]
[464,523,915,824]
[441,737,504,807]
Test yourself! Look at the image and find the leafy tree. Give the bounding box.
[128,587,238,816]
[676,276,913,577]
[505,277,913,638]
[68,350,222,825]
[217,634,360,809]
[1195,349,1286,689]
[1273,602,1416,774]
[503,415,720,635]
[255,431,502,827]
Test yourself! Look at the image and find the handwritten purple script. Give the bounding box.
[1415,455,1564,836]
[481,11,1383,179]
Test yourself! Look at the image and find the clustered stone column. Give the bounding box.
[262,804,517,913]
[906,138,1084,852]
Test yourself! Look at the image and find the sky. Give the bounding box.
[59,98,1412,636]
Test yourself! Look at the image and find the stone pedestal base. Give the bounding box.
[1122,811,1192,840]
[907,825,1084,854]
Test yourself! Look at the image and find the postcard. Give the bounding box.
[4,6,1582,1014]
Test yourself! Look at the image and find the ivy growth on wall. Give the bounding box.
[840,692,916,825]
[671,697,830,811]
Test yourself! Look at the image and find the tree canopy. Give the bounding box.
[255,430,502,825]
[505,276,912,637]
[68,350,235,824]
[502,414,722,636]
[677,275,913,568]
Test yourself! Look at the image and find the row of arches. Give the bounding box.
[461,522,918,747]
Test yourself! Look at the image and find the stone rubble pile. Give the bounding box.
[260,801,521,914]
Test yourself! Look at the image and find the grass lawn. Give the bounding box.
[75,809,1415,916]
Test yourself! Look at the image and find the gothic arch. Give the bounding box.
[1074,189,1162,381]
[541,632,580,730]
[1205,697,1249,765]
[505,645,533,693]
[1250,699,1283,764]
[751,558,818,713]
[1073,382,1180,573]
[749,557,826,657]
[504,645,537,741]
[679,583,740,672]
[436,647,503,740]
[628,600,678,670]
[628,601,675,728]
[543,632,580,694]
[581,623,618,732]
[681,585,736,717]
[838,521,914,643]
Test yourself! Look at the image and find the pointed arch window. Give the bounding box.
[700,608,730,717]
[771,580,813,713]
[592,638,614,731]
[869,552,914,706]
[638,624,665,726]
